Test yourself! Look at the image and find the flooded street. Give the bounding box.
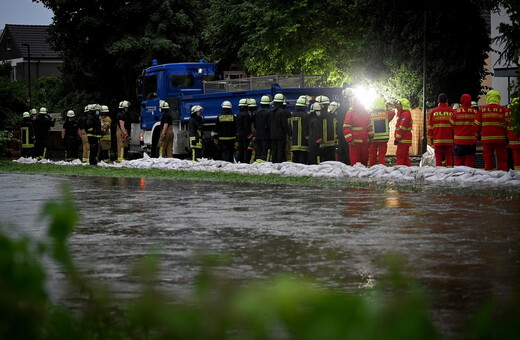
[1,172,520,337]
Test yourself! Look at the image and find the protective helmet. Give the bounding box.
[119,100,130,108]
[191,105,203,114]
[371,98,386,111]
[84,105,90,113]
[159,100,169,110]
[238,98,248,108]
[296,96,307,107]
[452,103,460,110]
[101,105,109,113]
[30,108,37,115]
[247,98,257,108]
[471,101,479,108]
[23,111,30,118]
[221,100,232,109]
[260,95,271,105]
[273,93,285,103]
[91,104,102,113]
[39,107,47,114]
[316,95,330,105]
[66,110,75,118]
[328,101,340,113]
[342,88,354,98]
[310,102,322,113]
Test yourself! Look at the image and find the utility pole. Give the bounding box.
[21,43,32,108]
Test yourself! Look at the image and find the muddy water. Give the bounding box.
[1,173,519,337]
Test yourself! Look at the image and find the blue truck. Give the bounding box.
[134,60,343,157]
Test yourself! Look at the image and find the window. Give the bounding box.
[144,75,157,100]
[5,37,11,51]
[171,75,194,88]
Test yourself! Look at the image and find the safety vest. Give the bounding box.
[291,115,309,151]
[427,103,454,146]
[369,109,394,142]
[323,112,336,147]
[20,127,34,148]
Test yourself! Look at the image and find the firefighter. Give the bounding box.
[474,90,508,171]
[236,98,253,163]
[247,98,258,162]
[20,111,35,157]
[214,100,236,162]
[99,105,112,162]
[394,98,413,166]
[116,100,131,162]
[337,88,353,164]
[290,96,309,164]
[308,102,324,165]
[188,105,204,161]
[33,107,55,160]
[85,104,102,165]
[157,100,174,158]
[505,97,519,170]
[317,95,335,161]
[343,96,373,166]
[450,94,478,167]
[253,95,271,162]
[427,93,455,167]
[368,98,395,166]
[61,110,79,161]
[78,105,90,163]
[269,93,290,163]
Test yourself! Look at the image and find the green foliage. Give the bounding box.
[0,61,28,129]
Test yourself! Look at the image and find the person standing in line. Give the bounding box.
[343,96,373,166]
[236,98,253,163]
[62,110,80,161]
[474,90,508,171]
[450,94,478,167]
[368,98,395,166]
[157,101,174,158]
[253,95,271,162]
[246,98,258,162]
[33,107,55,160]
[116,100,131,162]
[188,105,204,161]
[427,93,455,167]
[85,104,102,165]
[269,93,290,163]
[99,105,112,162]
[316,95,335,161]
[290,96,309,164]
[505,97,520,170]
[20,111,35,158]
[337,88,353,164]
[78,105,90,163]
[394,98,413,166]
[308,102,324,165]
[214,100,236,163]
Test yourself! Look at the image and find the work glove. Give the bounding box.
[394,140,399,145]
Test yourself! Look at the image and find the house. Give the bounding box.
[0,24,62,81]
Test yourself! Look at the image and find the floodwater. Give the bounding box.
[1,173,519,338]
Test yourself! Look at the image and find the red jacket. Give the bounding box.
[450,94,477,145]
[343,107,373,144]
[428,103,454,146]
[394,109,413,145]
[505,108,520,149]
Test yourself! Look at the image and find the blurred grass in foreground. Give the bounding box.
[1,186,520,339]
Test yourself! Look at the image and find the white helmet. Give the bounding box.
[159,100,169,110]
[66,110,75,117]
[247,98,257,108]
[273,93,285,103]
[221,101,232,109]
[101,105,109,113]
[23,111,30,118]
[84,105,89,113]
[328,101,340,113]
[342,88,354,98]
[191,105,203,114]
[316,95,330,105]
[260,95,271,105]
[310,102,322,113]
[296,96,307,107]
[119,100,130,108]
[238,98,248,108]
[30,108,37,115]
[39,107,47,114]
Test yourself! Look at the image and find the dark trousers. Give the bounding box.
[220,139,235,163]
[255,139,270,161]
[336,137,350,164]
[291,150,308,164]
[271,138,286,163]
[65,137,79,160]
[236,136,252,163]
[88,137,99,165]
[308,143,321,165]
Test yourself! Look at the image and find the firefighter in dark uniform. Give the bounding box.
[214,100,236,162]
[253,95,271,162]
[236,98,253,163]
[61,110,79,161]
[269,93,290,163]
[116,100,131,162]
[316,95,335,161]
[188,105,204,161]
[33,107,55,160]
[337,88,353,164]
[290,96,309,164]
[20,111,35,157]
[247,98,257,162]
[308,102,324,165]
[158,101,174,158]
[85,104,102,165]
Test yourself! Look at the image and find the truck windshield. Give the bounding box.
[171,75,194,88]
[144,75,157,100]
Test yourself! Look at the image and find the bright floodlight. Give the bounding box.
[353,86,377,110]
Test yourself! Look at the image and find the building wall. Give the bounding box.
[15,60,62,81]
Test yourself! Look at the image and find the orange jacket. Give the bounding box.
[428,103,454,146]
[394,109,413,145]
[343,107,373,144]
[450,94,477,145]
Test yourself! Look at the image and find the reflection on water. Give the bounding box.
[0,173,519,338]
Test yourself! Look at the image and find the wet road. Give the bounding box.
[1,173,519,337]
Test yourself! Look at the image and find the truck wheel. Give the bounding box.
[151,129,160,158]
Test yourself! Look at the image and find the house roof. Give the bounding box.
[4,24,60,59]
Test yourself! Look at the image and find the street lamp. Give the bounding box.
[21,43,31,108]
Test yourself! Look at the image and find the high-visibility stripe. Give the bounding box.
[433,124,452,128]
[482,122,505,126]
[343,124,351,128]
[351,127,363,131]
[481,136,506,140]
[344,133,352,139]
[474,120,482,125]
[509,141,520,145]
[452,121,473,126]
[353,139,364,143]
[219,136,236,140]
[218,114,234,122]
[454,135,476,140]
[434,139,454,143]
